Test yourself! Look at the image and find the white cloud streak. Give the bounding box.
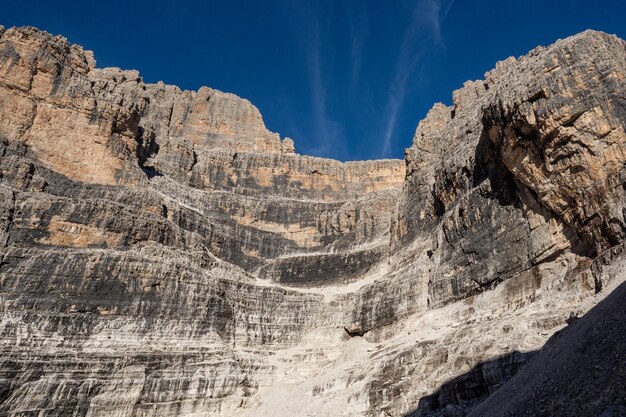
[380,0,454,158]
[307,14,345,158]
[348,7,368,90]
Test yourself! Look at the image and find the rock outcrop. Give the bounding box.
[0,25,624,417]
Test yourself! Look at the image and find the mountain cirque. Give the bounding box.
[0,24,625,416]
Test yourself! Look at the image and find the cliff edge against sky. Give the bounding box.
[0,26,624,416]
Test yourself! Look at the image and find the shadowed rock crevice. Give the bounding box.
[135,126,161,178]
[471,129,518,207]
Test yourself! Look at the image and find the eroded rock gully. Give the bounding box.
[0,26,624,417]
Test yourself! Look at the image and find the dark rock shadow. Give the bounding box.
[403,281,626,417]
[403,350,536,417]
[472,128,518,207]
[141,166,163,179]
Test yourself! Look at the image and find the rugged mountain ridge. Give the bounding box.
[0,25,624,416]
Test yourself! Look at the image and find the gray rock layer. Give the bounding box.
[0,25,624,417]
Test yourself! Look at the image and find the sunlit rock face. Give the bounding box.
[0,25,624,417]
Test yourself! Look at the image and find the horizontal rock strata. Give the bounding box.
[0,25,624,417]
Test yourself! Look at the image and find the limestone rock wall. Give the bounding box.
[0,25,625,417]
[392,30,626,309]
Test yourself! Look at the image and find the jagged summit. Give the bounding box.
[0,25,624,416]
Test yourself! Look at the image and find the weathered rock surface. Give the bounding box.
[467,278,626,417]
[0,25,624,417]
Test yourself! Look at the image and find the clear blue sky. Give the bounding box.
[3,1,625,161]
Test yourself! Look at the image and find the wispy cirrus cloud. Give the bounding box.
[423,0,455,45]
[380,0,454,158]
[306,12,346,158]
[347,6,368,91]
[285,0,454,160]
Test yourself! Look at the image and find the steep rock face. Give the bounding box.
[0,25,405,281]
[393,30,625,309]
[0,25,625,417]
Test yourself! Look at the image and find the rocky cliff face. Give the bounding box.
[0,26,624,417]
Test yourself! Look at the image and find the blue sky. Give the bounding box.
[3,1,626,160]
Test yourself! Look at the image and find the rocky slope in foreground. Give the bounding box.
[0,26,624,416]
